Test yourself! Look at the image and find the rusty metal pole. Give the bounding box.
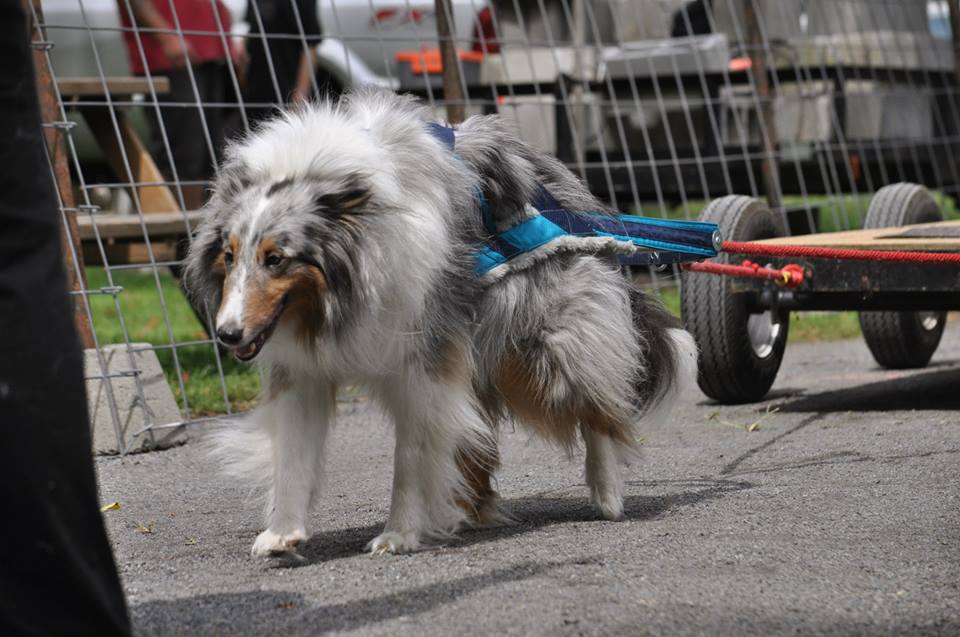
[744,0,782,214]
[435,0,465,124]
[24,0,94,348]
[951,1,960,84]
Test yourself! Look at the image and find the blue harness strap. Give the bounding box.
[426,122,456,151]
[428,123,722,274]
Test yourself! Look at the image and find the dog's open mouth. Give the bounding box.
[234,298,287,362]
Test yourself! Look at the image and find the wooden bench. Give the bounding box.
[59,76,201,266]
[75,210,204,265]
[60,75,181,219]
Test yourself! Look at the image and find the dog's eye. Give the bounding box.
[264,254,285,269]
[223,251,234,267]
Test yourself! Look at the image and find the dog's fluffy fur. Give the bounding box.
[183,89,697,557]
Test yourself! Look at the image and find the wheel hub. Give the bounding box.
[747,310,783,359]
[919,312,941,332]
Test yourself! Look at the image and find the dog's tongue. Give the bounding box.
[236,340,259,360]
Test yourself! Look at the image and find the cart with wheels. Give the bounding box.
[681,182,960,404]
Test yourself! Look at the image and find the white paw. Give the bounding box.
[366,530,420,555]
[251,528,308,558]
[592,490,624,521]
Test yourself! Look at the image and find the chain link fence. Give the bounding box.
[28,0,960,452]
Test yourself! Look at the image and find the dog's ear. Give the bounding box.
[181,158,257,327]
[182,217,227,329]
[314,174,371,213]
[213,157,255,206]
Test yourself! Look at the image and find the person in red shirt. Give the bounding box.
[118,0,234,209]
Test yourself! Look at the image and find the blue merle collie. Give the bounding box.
[183,88,697,558]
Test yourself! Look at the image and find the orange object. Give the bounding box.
[395,48,484,75]
[850,154,862,181]
[728,56,752,72]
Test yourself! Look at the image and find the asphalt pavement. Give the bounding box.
[97,325,960,636]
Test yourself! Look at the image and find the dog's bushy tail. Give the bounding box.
[203,416,273,504]
[630,288,698,427]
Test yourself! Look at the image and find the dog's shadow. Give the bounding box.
[133,557,587,635]
[293,476,751,564]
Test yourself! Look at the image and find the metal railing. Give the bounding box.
[28,0,960,451]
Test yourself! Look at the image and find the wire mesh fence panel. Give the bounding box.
[31,0,960,448]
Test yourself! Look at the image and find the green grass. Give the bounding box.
[656,286,860,343]
[85,267,260,417]
[786,311,862,343]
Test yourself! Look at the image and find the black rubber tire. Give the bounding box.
[681,196,790,404]
[858,183,946,369]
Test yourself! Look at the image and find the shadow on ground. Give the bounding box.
[286,477,752,565]
[131,559,586,635]
[778,367,960,413]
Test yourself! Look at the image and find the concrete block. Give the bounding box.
[85,344,186,455]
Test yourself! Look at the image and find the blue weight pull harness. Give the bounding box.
[427,123,722,276]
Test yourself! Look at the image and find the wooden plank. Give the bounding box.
[82,107,182,214]
[57,76,170,98]
[83,240,180,267]
[756,220,960,252]
[119,241,180,265]
[76,211,203,241]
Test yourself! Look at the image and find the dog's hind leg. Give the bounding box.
[455,441,501,527]
[581,419,626,520]
[369,375,490,554]
[250,377,335,558]
[488,257,646,518]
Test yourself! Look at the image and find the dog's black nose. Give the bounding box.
[216,326,244,346]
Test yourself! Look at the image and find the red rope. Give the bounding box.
[684,260,805,288]
[721,240,960,264]
[682,239,960,287]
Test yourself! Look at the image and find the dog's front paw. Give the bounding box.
[366,530,420,555]
[591,490,624,521]
[251,528,308,558]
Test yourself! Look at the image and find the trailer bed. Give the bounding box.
[755,219,960,252]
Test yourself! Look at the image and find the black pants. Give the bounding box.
[149,60,227,183]
[0,1,130,635]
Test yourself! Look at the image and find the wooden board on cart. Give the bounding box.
[755,219,960,252]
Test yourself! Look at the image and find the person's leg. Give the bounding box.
[200,61,227,168]
[152,66,212,209]
[148,67,191,205]
[0,3,130,635]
